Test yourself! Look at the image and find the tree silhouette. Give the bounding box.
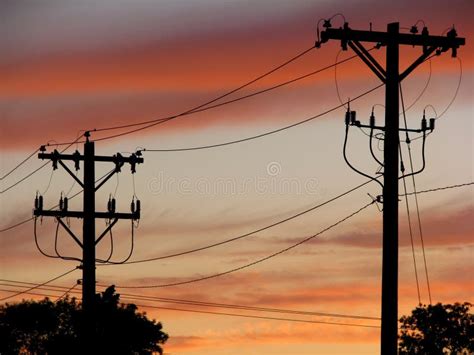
[399,302,473,354]
[0,285,168,355]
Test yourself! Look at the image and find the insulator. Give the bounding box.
[116,153,124,173]
[111,198,116,212]
[73,150,81,171]
[35,194,39,209]
[59,196,64,210]
[341,40,348,51]
[39,195,43,211]
[131,200,135,213]
[421,117,427,131]
[345,111,351,125]
[350,111,357,124]
[369,112,375,128]
[52,149,60,170]
[429,118,435,132]
[410,25,418,34]
[63,198,68,211]
[447,27,458,58]
[136,200,141,213]
[131,162,136,174]
[421,26,429,54]
[107,198,112,213]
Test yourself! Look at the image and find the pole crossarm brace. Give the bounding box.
[95,218,118,246]
[399,46,437,81]
[58,160,84,188]
[348,41,386,82]
[56,217,83,248]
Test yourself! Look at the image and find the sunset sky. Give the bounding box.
[0,1,472,354]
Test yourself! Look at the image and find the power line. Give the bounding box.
[0,285,378,329]
[0,161,49,194]
[0,217,33,233]
[0,135,84,194]
[0,148,39,181]
[143,84,384,152]
[438,57,462,119]
[93,46,315,133]
[400,83,432,305]
[106,201,374,289]
[398,141,422,305]
[0,268,78,302]
[49,50,362,148]
[2,180,472,235]
[0,282,380,321]
[402,181,473,196]
[88,56,367,145]
[130,303,380,329]
[1,47,315,176]
[99,179,375,266]
[55,282,79,302]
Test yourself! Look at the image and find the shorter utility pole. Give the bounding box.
[33,131,143,351]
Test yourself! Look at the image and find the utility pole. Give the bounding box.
[318,22,464,354]
[33,131,143,351]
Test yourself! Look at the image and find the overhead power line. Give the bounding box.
[437,57,463,119]
[143,83,384,152]
[1,180,472,235]
[0,49,359,190]
[99,179,375,266]
[106,201,374,289]
[0,268,78,302]
[0,161,49,194]
[131,303,380,329]
[76,52,365,146]
[400,181,473,196]
[0,281,379,321]
[93,46,316,133]
[0,46,312,183]
[55,282,79,302]
[400,83,431,305]
[0,285,378,329]
[0,135,83,194]
[0,148,39,181]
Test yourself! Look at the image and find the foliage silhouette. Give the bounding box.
[0,285,168,355]
[399,302,473,354]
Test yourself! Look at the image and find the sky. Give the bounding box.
[0,0,473,354]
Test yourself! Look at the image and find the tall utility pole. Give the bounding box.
[33,131,143,351]
[318,22,464,354]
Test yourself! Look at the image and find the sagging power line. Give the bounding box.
[0,50,355,193]
[0,281,380,321]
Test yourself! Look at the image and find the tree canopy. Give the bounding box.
[399,302,473,354]
[0,286,168,355]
